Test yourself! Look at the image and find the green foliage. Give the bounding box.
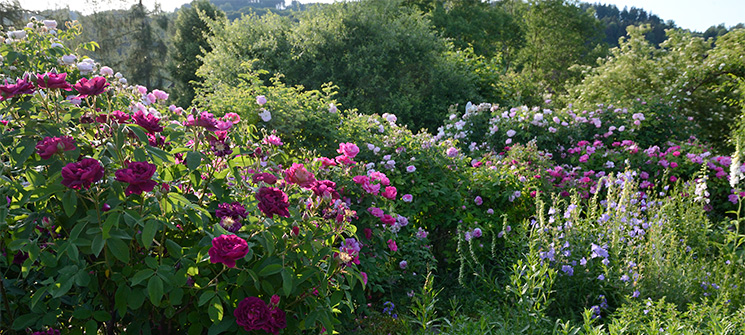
[167,0,225,108]
[566,26,745,151]
[514,0,606,94]
[198,0,482,132]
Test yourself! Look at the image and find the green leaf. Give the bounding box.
[30,286,48,309]
[147,276,164,306]
[186,151,202,171]
[11,312,39,330]
[102,213,119,239]
[281,268,293,296]
[207,317,234,335]
[115,285,130,316]
[127,125,148,143]
[146,145,174,165]
[91,235,105,257]
[85,319,98,334]
[128,288,146,309]
[131,269,155,286]
[165,239,183,258]
[107,238,130,263]
[12,137,36,168]
[93,311,111,322]
[258,263,283,277]
[208,297,224,322]
[141,220,160,248]
[198,291,216,307]
[62,189,77,216]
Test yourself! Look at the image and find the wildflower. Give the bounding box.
[399,260,408,269]
[402,194,413,202]
[472,228,482,238]
[406,165,416,173]
[474,196,483,206]
[561,265,574,276]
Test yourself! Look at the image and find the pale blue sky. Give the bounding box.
[24,0,745,32]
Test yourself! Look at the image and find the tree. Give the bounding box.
[167,0,225,108]
[515,0,605,94]
[198,0,482,131]
[125,0,168,89]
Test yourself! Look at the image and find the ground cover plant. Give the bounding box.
[2,10,745,335]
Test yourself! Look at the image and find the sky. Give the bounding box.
[21,0,745,32]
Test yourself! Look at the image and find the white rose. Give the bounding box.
[62,54,77,65]
[43,20,57,29]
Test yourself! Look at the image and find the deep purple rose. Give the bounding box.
[234,297,270,332]
[255,187,290,218]
[115,161,158,196]
[0,77,35,100]
[216,202,248,232]
[252,172,277,185]
[132,110,163,134]
[36,136,76,159]
[264,307,287,335]
[73,76,109,99]
[209,234,249,268]
[37,72,72,91]
[61,158,104,190]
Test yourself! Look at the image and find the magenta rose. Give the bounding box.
[381,186,397,200]
[37,72,72,90]
[61,158,104,190]
[252,172,277,185]
[185,111,232,131]
[311,180,339,199]
[132,110,163,134]
[115,161,158,196]
[209,234,249,268]
[234,297,270,332]
[284,163,316,188]
[36,136,76,159]
[255,187,290,218]
[73,76,109,99]
[380,214,396,226]
[0,77,35,100]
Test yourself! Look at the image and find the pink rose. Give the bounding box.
[402,194,413,202]
[209,234,248,268]
[337,142,360,158]
[284,163,316,188]
[387,239,398,252]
